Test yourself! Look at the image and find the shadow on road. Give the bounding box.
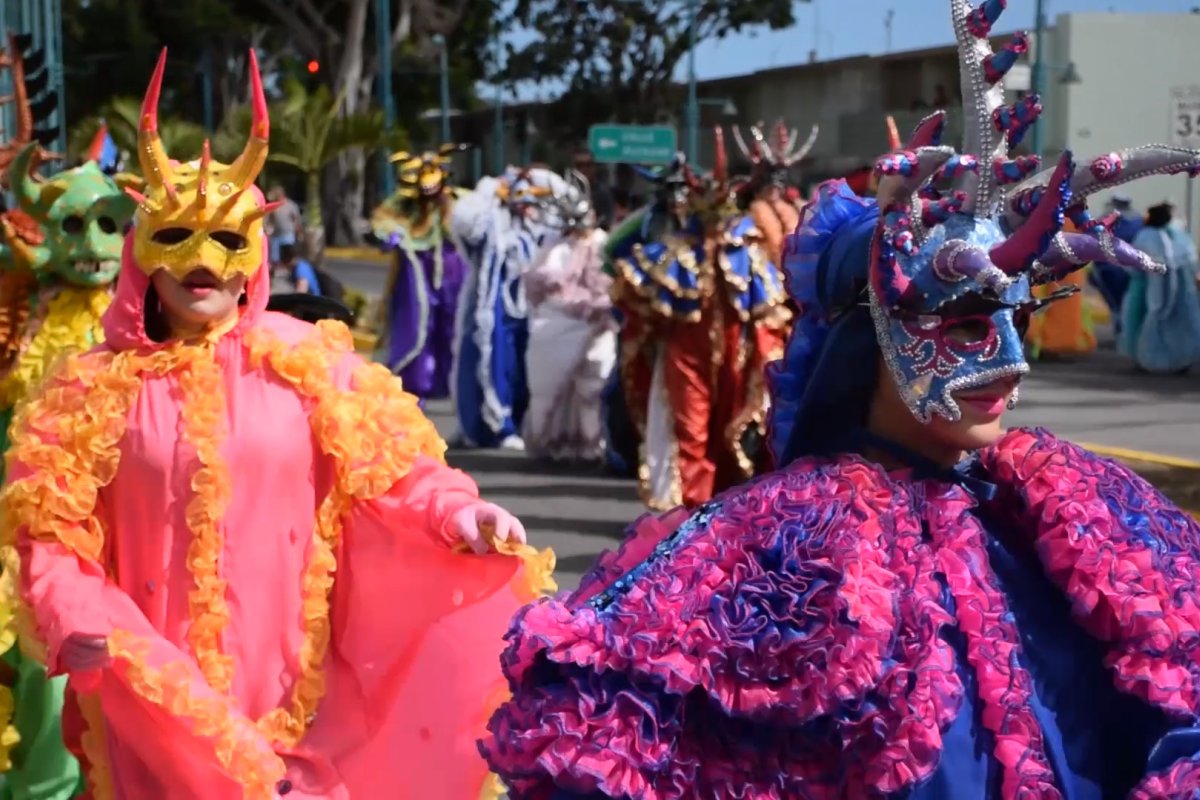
[481,482,634,500]
[517,514,628,539]
[555,553,613,575]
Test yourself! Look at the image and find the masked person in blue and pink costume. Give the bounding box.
[479,2,1200,797]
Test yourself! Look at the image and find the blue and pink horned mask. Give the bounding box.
[870,0,1200,422]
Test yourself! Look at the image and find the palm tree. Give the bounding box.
[218,79,401,261]
[68,97,209,166]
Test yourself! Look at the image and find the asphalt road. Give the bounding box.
[329,255,1200,588]
[329,256,390,299]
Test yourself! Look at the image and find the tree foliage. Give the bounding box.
[501,0,799,138]
[215,79,402,255]
[62,0,282,126]
[249,0,498,242]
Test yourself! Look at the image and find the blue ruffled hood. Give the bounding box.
[766,180,881,466]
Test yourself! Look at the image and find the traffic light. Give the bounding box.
[307,60,320,74]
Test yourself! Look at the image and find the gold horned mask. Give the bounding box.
[129,48,273,282]
[389,143,467,201]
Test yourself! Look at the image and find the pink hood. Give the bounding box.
[101,231,272,352]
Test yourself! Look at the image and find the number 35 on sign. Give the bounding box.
[1170,86,1200,148]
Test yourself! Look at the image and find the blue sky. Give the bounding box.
[686,0,1200,80]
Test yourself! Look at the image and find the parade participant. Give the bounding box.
[369,143,469,400]
[0,143,136,800]
[3,49,554,800]
[0,35,140,798]
[731,119,818,267]
[1119,199,1200,374]
[597,163,695,479]
[521,170,615,462]
[479,2,1200,796]
[610,133,790,510]
[450,165,565,449]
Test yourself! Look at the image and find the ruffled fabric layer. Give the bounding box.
[0,562,20,772]
[612,216,788,326]
[483,458,965,799]
[0,285,110,409]
[483,428,1200,799]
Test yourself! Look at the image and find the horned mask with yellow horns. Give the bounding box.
[129,48,274,282]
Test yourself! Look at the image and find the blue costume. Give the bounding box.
[480,2,1200,797]
[449,168,564,448]
[1119,217,1200,373]
[605,147,788,509]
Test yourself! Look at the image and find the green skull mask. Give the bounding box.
[3,143,135,287]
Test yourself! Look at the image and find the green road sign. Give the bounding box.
[588,124,677,164]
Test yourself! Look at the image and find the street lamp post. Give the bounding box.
[200,48,214,131]
[1031,0,1046,156]
[685,0,698,163]
[375,0,396,195]
[492,32,504,174]
[432,34,451,142]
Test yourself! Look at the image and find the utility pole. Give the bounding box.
[884,9,895,54]
[686,0,698,163]
[492,32,504,173]
[433,34,451,142]
[1031,0,1047,156]
[375,0,396,195]
[200,48,214,131]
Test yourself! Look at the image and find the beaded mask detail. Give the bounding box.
[869,0,1200,422]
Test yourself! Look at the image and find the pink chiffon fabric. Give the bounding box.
[12,236,529,799]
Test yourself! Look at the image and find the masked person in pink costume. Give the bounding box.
[0,50,555,800]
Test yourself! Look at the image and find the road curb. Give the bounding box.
[1081,443,1200,470]
[327,246,391,265]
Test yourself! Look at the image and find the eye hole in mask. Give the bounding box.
[62,215,84,234]
[209,231,248,250]
[151,227,193,245]
[943,315,992,345]
[97,216,118,234]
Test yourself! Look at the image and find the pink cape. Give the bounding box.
[8,234,547,799]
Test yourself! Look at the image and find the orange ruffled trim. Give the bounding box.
[107,629,286,800]
[175,347,236,696]
[76,693,113,800]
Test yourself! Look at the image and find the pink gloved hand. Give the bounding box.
[448,502,528,554]
[60,633,110,672]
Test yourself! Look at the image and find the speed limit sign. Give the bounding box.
[1169,86,1200,148]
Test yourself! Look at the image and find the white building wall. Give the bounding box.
[1053,11,1200,232]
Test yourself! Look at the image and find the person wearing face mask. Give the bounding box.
[1118,200,1200,373]
[521,171,616,463]
[730,119,818,268]
[449,165,567,450]
[479,4,1200,797]
[605,137,791,510]
[1,51,555,800]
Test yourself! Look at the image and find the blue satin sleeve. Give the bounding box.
[1147,727,1200,773]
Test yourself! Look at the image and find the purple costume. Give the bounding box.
[371,146,468,399]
